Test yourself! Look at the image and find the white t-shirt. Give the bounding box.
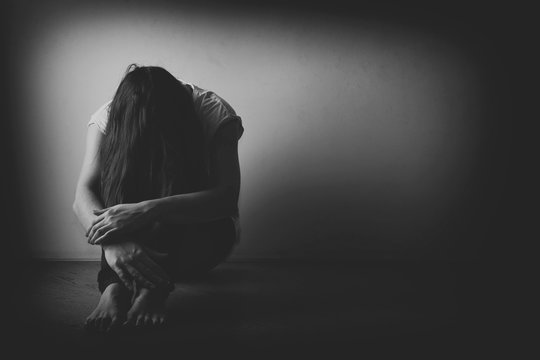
[88,81,244,243]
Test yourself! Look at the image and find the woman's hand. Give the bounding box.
[86,202,157,245]
[103,241,172,291]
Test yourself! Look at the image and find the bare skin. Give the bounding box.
[124,286,167,328]
[85,283,128,332]
[85,283,167,332]
[74,104,241,331]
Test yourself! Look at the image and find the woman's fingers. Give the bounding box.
[139,250,174,290]
[86,213,106,237]
[132,258,171,287]
[111,264,133,291]
[93,228,118,245]
[138,253,171,281]
[121,253,170,289]
[86,218,105,240]
[123,263,156,289]
[88,224,113,245]
[93,208,109,215]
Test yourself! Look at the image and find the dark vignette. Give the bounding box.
[2,0,535,357]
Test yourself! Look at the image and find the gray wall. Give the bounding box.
[11,1,499,260]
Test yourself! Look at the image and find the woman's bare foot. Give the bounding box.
[124,287,167,328]
[85,283,128,332]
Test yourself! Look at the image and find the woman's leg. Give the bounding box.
[86,250,130,332]
[89,228,170,332]
[97,217,235,290]
[120,218,236,328]
[152,217,237,281]
[89,218,235,330]
[97,249,122,293]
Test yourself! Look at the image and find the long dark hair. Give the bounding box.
[99,64,207,207]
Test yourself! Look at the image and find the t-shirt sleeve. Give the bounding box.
[88,100,111,134]
[212,114,244,143]
[195,90,244,149]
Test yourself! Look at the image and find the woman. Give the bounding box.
[72,64,244,332]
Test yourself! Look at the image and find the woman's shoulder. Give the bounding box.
[88,100,111,134]
[87,83,243,141]
[190,84,244,143]
[191,84,239,119]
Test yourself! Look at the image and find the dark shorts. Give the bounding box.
[97,217,236,293]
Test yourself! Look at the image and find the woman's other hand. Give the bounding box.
[103,241,171,291]
[86,202,157,245]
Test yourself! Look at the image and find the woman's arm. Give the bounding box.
[73,123,171,289]
[145,121,241,224]
[86,121,241,245]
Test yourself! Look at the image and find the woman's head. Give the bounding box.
[100,64,207,207]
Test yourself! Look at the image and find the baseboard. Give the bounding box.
[28,256,477,264]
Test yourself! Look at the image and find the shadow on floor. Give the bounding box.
[8,260,502,357]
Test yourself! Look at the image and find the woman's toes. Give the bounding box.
[88,317,98,331]
[96,317,104,332]
[93,317,100,331]
[109,316,121,331]
[101,317,112,332]
[135,315,145,327]
[101,316,109,332]
[124,312,137,326]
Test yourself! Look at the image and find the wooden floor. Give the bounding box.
[8,260,502,358]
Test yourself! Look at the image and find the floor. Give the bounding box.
[8,260,504,358]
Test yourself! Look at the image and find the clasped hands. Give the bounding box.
[86,202,172,291]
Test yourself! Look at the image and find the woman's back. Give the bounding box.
[89,78,244,181]
[86,65,244,241]
[73,65,244,333]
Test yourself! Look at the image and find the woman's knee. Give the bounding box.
[169,218,236,278]
[185,217,235,240]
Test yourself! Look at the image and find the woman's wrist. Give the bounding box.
[141,199,163,221]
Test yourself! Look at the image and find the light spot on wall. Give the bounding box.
[12,1,486,260]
